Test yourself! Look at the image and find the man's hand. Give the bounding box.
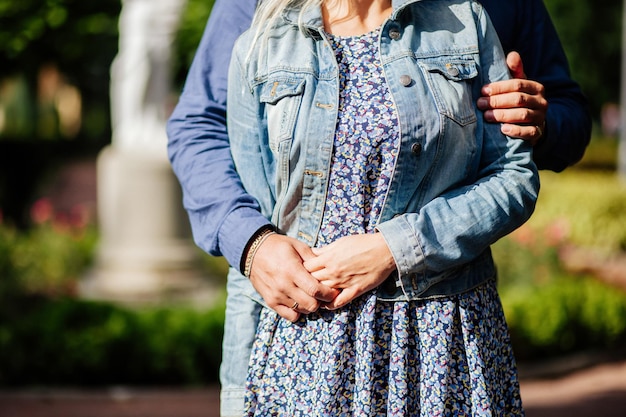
[303,233,396,310]
[248,233,339,322]
[477,51,548,145]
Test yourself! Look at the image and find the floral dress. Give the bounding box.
[244,28,524,417]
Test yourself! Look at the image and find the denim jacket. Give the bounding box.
[227,0,539,302]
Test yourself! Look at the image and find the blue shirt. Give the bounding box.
[166,0,590,271]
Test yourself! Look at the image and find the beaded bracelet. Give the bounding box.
[243,227,276,278]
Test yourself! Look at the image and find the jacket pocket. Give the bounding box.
[419,58,478,126]
[260,77,306,152]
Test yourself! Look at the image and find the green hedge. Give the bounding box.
[0,297,225,386]
[1,168,625,385]
[493,228,626,361]
[502,276,626,360]
[492,167,626,360]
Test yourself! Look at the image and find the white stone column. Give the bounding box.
[81,0,217,305]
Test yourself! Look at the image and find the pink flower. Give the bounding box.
[30,198,54,224]
[545,219,570,246]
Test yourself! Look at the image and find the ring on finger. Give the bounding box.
[291,301,299,311]
[536,124,544,138]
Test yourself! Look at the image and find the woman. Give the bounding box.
[227,0,539,415]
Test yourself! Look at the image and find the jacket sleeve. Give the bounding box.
[376,3,540,276]
[482,0,592,172]
[166,0,270,271]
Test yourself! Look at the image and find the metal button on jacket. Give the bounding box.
[446,65,460,77]
[399,75,412,86]
[389,28,401,40]
[411,142,422,155]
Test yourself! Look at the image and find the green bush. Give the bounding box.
[1,168,625,384]
[529,170,626,252]
[0,198,228,387]
[495,168,626,361]
[493,229,626,361]
[502,275,626,360]
[0,297,225,386]
[0,198,97,301]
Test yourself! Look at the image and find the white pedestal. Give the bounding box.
[81,145,219,306]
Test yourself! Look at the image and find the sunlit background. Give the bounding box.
[0,0,624,404]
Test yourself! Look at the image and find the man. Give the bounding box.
[166,0,591,415]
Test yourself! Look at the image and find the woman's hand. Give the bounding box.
[303,233,397,310]
[249,233,340,322]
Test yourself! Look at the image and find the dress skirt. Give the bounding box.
[244,279,524,416]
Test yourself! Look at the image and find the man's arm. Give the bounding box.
[167,0,336,320]
[167,0,263,268]
[479,0,592,172]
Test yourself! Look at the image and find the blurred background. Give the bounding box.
[0,0,625,407]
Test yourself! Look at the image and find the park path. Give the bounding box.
[0,359,625,417]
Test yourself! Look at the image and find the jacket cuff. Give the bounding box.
[376,216,424,277]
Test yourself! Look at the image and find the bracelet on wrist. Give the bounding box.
[243,227,276,278]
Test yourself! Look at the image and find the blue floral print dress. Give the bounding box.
[244,29,524,417]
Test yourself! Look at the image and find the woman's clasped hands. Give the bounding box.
[248,232,396,322]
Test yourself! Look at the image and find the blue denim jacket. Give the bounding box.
[167,0,588,278]
[227,0,539,303]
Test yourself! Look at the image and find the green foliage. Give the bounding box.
[0,201,97,301]
[9,223,97,295]
[0,0,120,70]
[0,0,120,142]
[172,0,216,89]
[0,297,225,386]
[493,169,626,360]
[543,0,622,117]
[500,268,626,360]
[0,195,228,387]
[0,0,69,60]
[494,232,626,360]
[528,170,626,252]
[576,136,619,170]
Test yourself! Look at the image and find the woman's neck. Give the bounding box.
[322,0,393,36]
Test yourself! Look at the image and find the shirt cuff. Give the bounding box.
[218,207,272,273]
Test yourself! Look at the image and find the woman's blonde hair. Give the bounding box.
[252,0,322,32]
[247,0,323,59]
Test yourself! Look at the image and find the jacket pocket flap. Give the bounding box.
[421,59,478,81]
[260,78,305,104]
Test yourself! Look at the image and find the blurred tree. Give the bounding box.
[0,0,121,227]
[172,0,215,89]
[620,0,626,179]
[0,0,121,143]
[544,0,622,121]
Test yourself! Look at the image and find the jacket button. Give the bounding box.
[399,74,412,86]
[389,28,401,40]
[447,66,460,77]
[411,142,422,155]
